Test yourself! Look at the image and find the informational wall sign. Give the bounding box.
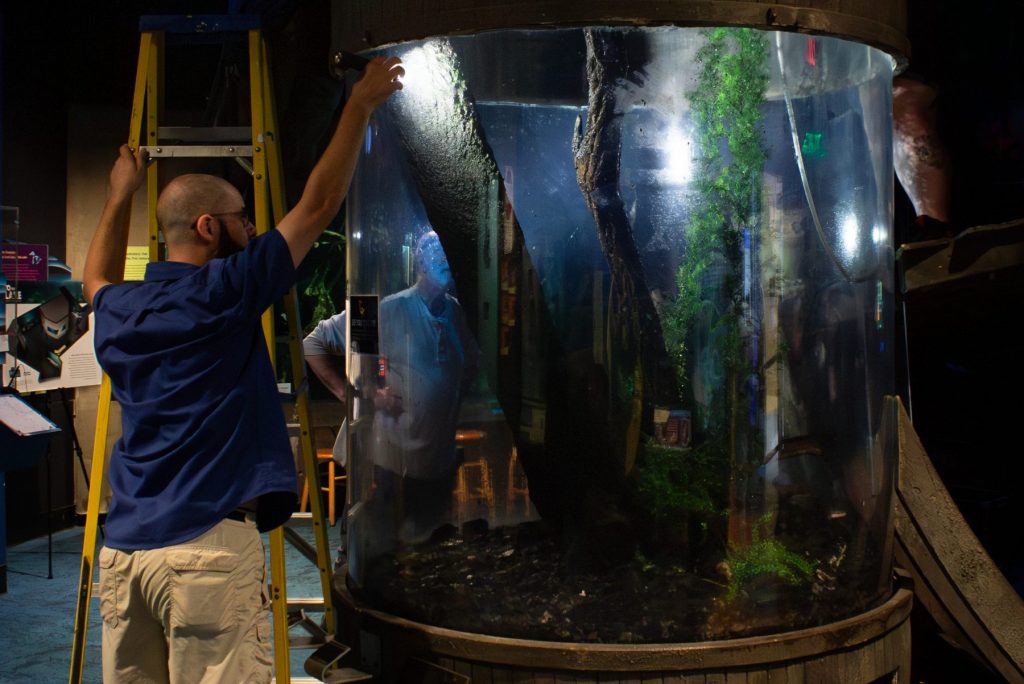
[2,281,101,392]
[1,243,48,282]
[123,246,149,281]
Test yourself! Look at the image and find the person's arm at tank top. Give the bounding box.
[276,56,404,268]
[83,145,149,306]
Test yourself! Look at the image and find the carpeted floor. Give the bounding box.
[0,520,339,683]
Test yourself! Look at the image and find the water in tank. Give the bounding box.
[341,26,897,642]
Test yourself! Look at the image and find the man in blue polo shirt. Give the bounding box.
[82,55,403,684]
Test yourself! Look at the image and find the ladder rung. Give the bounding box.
[142,145,253,159]
[288,597,326,610]
[158,126,252,142]
[287,512,315,524]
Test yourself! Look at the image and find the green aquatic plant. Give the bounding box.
[632,28,771,540]
[632,442,728,521]
[665,25,769,418]
[654,27,770,544]
[723,515,817,602]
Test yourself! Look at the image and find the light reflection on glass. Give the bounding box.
[840,212,860,261]
[661,125,693,184]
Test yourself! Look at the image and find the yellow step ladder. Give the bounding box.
[68,14,358,684]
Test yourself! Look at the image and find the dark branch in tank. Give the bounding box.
[573,28,681,430]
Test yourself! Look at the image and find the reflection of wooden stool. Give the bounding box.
[300,448,346,526]
[506,447,530,515]
[453,458,495,524]
[455,429,486,456]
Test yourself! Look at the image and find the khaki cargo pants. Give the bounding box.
[98,516,272,683]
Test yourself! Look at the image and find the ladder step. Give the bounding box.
[288,607,329,650]
[305,640,372,682]
[288,597,326,610]
[142,144,253,159]
[287,512,319,526]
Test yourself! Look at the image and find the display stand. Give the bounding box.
[0,390,61,593]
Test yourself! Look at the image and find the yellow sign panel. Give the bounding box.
[124,246,149,281]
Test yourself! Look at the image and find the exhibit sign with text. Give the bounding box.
[2,280,100,392]
[1,243,48,282]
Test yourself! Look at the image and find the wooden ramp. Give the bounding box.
[895,400,1024,683]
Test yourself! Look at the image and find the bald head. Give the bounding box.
[157,174,240,246]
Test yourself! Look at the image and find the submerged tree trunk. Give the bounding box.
[572,31,681,478]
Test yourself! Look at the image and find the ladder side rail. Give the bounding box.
[69,30,160,684]
[145,32,164,262]
[258,32,339,637]
[248,29,296,684]
[68,377,114,684]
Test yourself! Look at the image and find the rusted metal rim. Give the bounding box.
[333,0,908,68]
[334,573,913,671]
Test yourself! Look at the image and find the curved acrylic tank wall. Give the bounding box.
[342,26,897,643]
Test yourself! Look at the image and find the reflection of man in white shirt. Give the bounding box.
[303,231,478,542]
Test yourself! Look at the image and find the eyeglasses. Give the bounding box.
[190,208,251,232]
[208,208,251,225]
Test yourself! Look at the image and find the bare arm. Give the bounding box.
[83,145,149,306]
[277,56,404,267]
[305,354,348,403]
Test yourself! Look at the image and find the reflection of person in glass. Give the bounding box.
[373,231,479,543]
[304,231,478,548]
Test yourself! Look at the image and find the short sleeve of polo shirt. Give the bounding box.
[218,229,296,317]
[303,311,346,357]
[92,228,295,328]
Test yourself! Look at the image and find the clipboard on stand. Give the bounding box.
[0,391,61,471]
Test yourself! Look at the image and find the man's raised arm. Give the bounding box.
[83,145,149,306]
[277,55,404,267]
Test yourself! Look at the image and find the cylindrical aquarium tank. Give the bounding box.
[332,1,910,679]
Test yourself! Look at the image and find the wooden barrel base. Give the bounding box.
[333,571,912,683]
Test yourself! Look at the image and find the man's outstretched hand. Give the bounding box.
[109,144,149,202]
[348,56,405,114]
